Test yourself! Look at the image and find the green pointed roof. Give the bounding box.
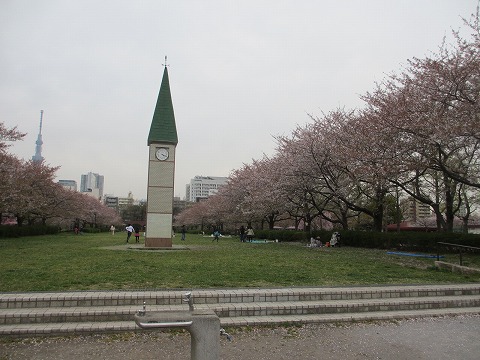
[148,67,178,145]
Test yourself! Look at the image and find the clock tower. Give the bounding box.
[145,63,178,248]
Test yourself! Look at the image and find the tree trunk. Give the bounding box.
[267,213,275,230]
[15,214,24,226]
[372,187,386,232]
[443,175,455,232]
[372,204,384,232]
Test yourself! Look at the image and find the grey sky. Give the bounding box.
[1,0,476,200]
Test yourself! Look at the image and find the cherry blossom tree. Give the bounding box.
[12,160,60,225]
[275,107,400,231]
[0,122,25,153]
[226,157,292,230]
[0,123,26,221]
[174,13,480,233]
[274,126,347,230]
[361,13,480,231]
[0,121,121,230]
[174,200,211,232]
[0,153,22,217]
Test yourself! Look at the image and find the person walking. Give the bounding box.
[134,228,140,243]
[213,229,220,242]
[125,224,134,243]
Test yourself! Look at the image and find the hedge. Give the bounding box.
[255,229,480,252]
[0,225,61,238]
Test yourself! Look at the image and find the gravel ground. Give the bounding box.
[1,315,479,360]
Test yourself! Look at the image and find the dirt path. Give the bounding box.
[1,315,479,360]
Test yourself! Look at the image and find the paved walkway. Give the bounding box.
[1,315,479,359]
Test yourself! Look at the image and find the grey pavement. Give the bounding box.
[1,284,480,359]
[1,315,479,359]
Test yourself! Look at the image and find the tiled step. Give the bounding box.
[1,284,479,337]
[1,295,479,325]
[219,306,480,326]
[1,307,480,337]
[2,284,479,309]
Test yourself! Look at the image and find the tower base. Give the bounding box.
[145,237,172,248]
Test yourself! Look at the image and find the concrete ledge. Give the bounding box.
[435,261,480,274]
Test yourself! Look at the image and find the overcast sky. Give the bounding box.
[1,0,476,200]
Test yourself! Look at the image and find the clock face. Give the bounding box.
[155,147,169,161]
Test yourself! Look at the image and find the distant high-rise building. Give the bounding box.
[187,176,228,202]
[118,191,135,208]
[404,197,432,222]
[32,110,44,163]
[58,180,77,191]
[104,195,119,211]
[80,172,104,200]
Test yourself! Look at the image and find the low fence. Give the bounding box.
[437,242,480,266]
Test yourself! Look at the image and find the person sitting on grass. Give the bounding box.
[309,236,322,248]
[330,232,340,247]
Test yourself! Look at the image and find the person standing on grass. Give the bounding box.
[125,224,134,243]
[134,227,140,243]
[246,226,254,242]
[181,225,186,241]
[239,225,245,242]
[110,225,115,235]
[213,229,220,242]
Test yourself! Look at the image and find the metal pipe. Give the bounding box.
[136,320,193,328]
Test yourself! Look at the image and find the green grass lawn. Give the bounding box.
[1,232,479,292]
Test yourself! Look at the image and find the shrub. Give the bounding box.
[255,229,306,242]
[80,227,103,234]
[254,229,480,252]
[0,225,60,238]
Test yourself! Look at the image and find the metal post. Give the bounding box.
[135,295,222,360]
[189,310,221,360]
